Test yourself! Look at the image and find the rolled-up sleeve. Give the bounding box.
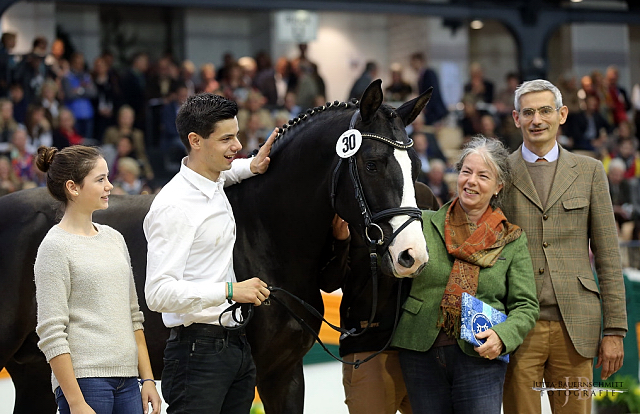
[222,158,255,187]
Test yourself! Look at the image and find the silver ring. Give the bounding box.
[365,223,385,246]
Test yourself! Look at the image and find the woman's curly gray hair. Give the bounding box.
[455,135,511,209]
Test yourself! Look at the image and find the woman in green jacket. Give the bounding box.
[392,136,539,414]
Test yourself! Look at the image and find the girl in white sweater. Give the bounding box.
[34,145,161,414]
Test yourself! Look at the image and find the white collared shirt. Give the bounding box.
[521,141,559,163]
[144,157,255,327]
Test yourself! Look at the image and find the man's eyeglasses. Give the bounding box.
[519,106,560,120]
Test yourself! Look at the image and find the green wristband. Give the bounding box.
[227,282,233,301]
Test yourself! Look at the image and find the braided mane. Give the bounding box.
[273,99,400,145]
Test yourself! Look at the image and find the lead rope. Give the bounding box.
[266,280,404,368]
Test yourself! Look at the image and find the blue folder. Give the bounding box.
[460,292,509,363]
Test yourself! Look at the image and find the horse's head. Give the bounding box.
[334,80,432,278]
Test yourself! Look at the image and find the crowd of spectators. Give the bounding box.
[1,31,639,243]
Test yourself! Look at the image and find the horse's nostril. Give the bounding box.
[398,249,415,269]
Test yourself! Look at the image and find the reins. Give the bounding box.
[266,283,405,368]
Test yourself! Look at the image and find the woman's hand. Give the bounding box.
[141,380,162,414]
[473,328,504,360]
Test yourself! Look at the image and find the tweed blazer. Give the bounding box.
[392,205,539,358]
[502,146,627,358]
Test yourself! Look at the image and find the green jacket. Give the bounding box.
[392,204,539,358]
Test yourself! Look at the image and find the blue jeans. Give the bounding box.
[162,324,256,414]
[55,377,143,414]
[399,345,507,414]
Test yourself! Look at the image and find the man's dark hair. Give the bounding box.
[176,93,238,153]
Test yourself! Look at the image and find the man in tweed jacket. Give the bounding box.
[502,79,627,414]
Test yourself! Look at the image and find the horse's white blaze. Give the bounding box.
[388,148,429,277]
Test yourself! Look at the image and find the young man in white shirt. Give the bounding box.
[144,93,275,414]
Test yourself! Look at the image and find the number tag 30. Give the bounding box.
[335,129,362,158]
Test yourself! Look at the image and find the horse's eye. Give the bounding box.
[366,162,377,172]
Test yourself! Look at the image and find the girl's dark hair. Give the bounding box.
[36,145,102,203]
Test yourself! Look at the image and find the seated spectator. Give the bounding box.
[570,93,611,151]
[52,107,84,148]
[464,62,494,104]
[220,63,250,105]
[238,112,268,156]
[39,79,60,124]
[92,55,121,142]
[385,63,412,102]
[102,105,153,180]
[237,90,274,133]
[160,84,188,171]
[608,157,634,234]
[421,158,450,205]
[254,51,278,109]
[107,134,135,181]
[279,91,301,118]
[147,56,180,105]
[10,126,34,182]
[0,32,17,97]
[25,103,53,151]
[179,60,196,96]
[9,83,27,125]
[603,136,640,179]
[113,156,149,195]
[413,131,431,182]
[0,155,20,195]
[274,57,291,107]
[62,52,97,139]
[459,96,483,146]
[196,62,220,94]
[0,98,18,154]
[495,72,522,150]
[120,52,149,132]
[46,38,67,79]
[480,114,499,139]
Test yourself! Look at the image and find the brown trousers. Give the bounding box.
[342,350,412,414]
[503,320,593,414]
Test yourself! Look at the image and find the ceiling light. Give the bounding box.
[470,20,484,30]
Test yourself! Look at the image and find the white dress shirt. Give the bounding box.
[144,157,255,328]
[521,141,559,163]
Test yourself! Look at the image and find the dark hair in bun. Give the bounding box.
[36,145,103,204]
[36,146,57,173]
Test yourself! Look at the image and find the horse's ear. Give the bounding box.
[396,86,433,127]
[359,79,383,124]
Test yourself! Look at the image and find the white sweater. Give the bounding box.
[35,223,144,391]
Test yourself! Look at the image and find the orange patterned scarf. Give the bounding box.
[437,197,522,338]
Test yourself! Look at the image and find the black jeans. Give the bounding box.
[162,324,256,414]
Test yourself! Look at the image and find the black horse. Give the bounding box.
[0,80,432,413]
